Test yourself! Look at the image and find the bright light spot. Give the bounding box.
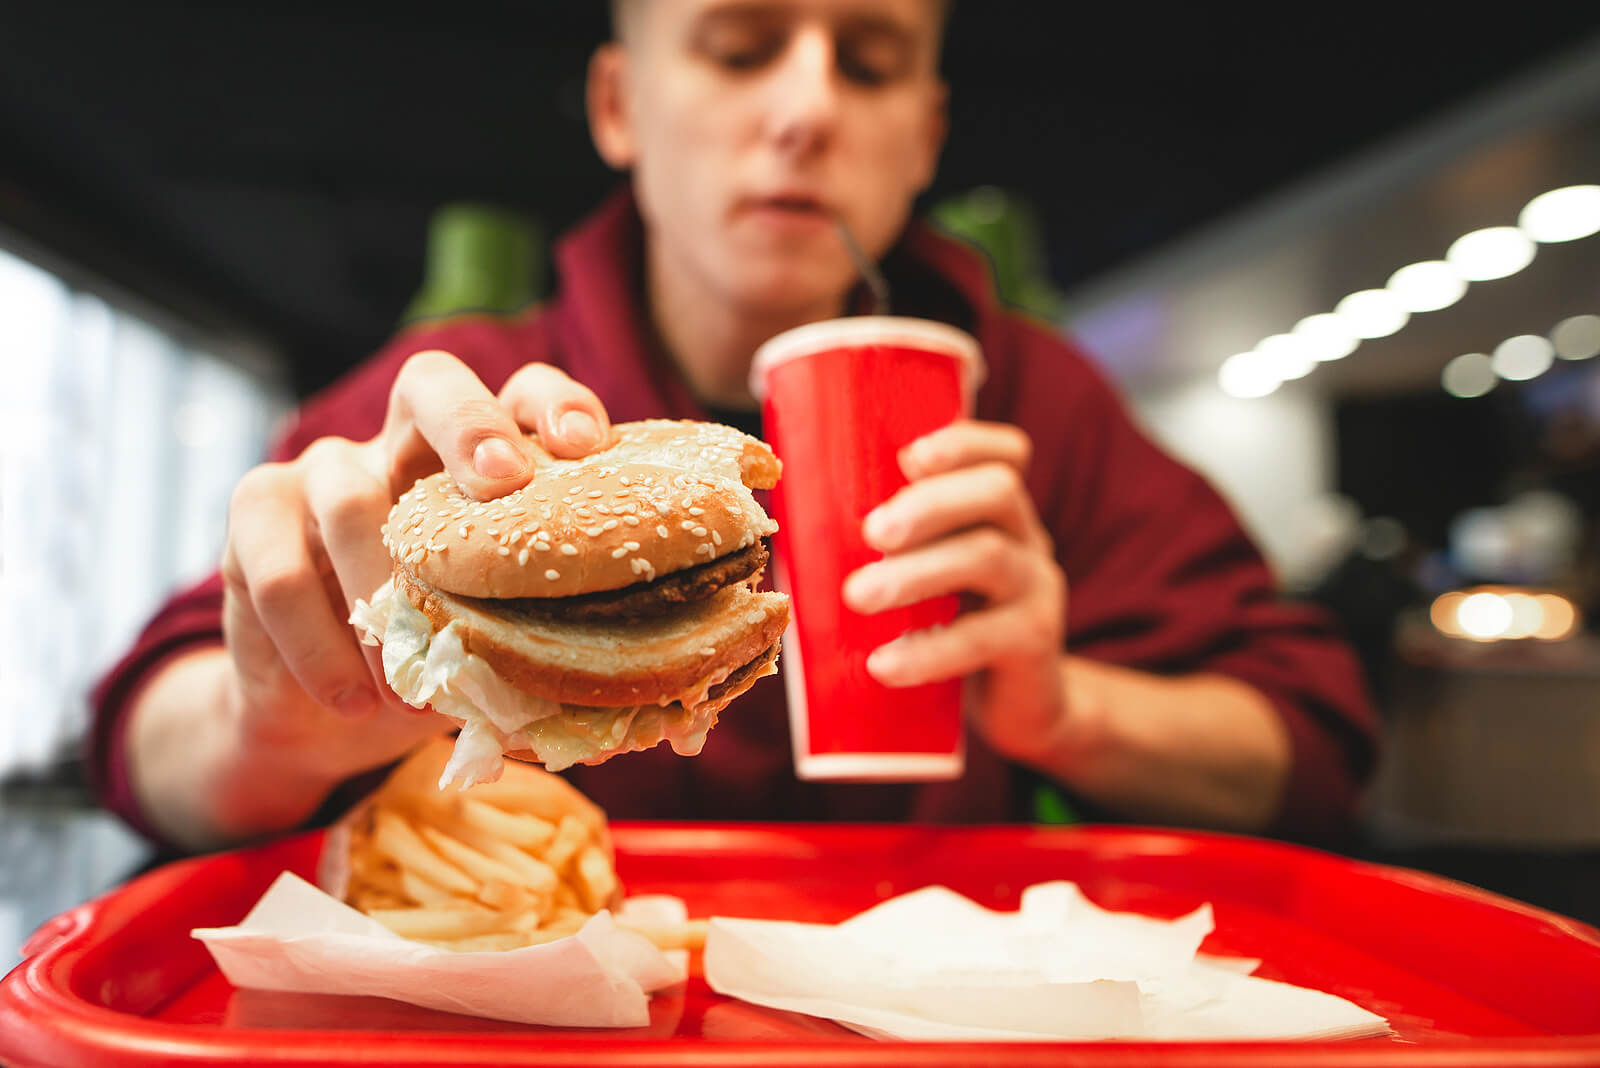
[1446,226,1536,281]
[1519,184,1600,243]
[1430,592,1466,635]
[1292,313,1359,362]
[1501,592,1545,639]
[1255,333,1316,380]
[1492,334,1555,381]
[1534,593,1578,640]
[1386,260,1467,312]
[1218,351,1280,399]
[1442,352,1497,397]
[1552,314,1600,361]
[1335,289,1410,339]
[1433,587,1582,642]
[1457,591,1513,640]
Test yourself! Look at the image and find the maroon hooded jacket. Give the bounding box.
[88,189,1376,848]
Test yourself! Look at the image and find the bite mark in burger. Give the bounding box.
[351,420,790,788]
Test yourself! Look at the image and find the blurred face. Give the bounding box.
[592,0,948,315]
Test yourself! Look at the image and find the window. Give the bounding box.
[0,247,290,781]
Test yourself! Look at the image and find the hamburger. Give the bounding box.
[351,419,790,788]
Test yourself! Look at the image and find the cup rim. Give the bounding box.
[748,316,986,402]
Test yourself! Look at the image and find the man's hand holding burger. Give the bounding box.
[129,351,613,851]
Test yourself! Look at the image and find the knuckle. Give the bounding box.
[250,564,318,617]
[445,397,516,451]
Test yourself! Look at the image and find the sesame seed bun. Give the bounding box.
[384,419,780,599]
[366,419,791,776]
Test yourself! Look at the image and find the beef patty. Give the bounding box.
[497,541,770,622]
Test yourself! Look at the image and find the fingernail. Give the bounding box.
[863,509,899,549]
[558,410,602,450]
[843,568,880,610]
[333,685,377,718]
[866,640,905,681]
[473,436,527,479]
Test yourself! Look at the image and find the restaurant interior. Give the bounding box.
[2,2,1599,973]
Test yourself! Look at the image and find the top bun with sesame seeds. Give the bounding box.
[353,419,791,787]
[385,419,781,600]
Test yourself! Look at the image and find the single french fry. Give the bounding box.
[618,919,709,952]
[476,879,540,912]
[535,908,590,941]
[399,866,464,908]
[349,853,407,898]
[481,841,560,895]
[543,814,589,873]
[371,808,478,895]
[418,824,536,890]
[349,886,409,912]
[466,776,606,838]
[365,904,513,941]
[572,845,619,912]
[458,797,557,850]
[422,931,539,953]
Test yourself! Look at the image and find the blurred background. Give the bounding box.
[2,2,1598,953]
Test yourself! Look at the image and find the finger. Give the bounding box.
[382,349,535,501]
[863,462,1042,552]
[300,437,396,614]
[899,420,1031,480]
[226,464,380,717]
[497,362,612,459]
[865,601,1055,688]
[843,527,1031,614]
[299,437,420,711]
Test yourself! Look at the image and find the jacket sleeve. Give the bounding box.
[997,320,1379,839]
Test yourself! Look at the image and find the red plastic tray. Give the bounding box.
[3,823,1600,1067]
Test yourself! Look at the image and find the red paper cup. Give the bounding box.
[751,317,985,781]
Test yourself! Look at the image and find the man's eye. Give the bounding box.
[838,53,890,86]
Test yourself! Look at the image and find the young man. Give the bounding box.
[92,0,1376,852]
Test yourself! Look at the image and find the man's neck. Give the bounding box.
[645,238,843,410]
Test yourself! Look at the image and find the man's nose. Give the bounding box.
[764,26,840,157]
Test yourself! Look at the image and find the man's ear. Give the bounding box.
[913,79,950,193]
[587,42,636,170]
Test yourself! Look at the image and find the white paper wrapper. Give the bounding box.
[704,882,1390,1042]
[193,873,686,1027]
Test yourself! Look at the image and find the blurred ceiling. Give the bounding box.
[2,2,1597,398]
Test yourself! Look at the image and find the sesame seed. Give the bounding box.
[657,524,670,538]
[488,528,500,536]
[693,526,707,538]
[712,530,723,545]
[696,543,714,555]
[611,546,628,559]
[681,520,696,531]
[623,515,641,526]
[518,548,530,565]
[624,541,640,551]
[561,544,578,556]
[535,540,551,552]
[545,569,561,581]
[588,490,604,499]
[586,525,605,537]
[602,519,618,531]
[689,506,705,516]
[701,647,717,656]
[497,546,511,557]
[458,525,470,538]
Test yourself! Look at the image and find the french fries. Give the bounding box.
[339,736,700,953]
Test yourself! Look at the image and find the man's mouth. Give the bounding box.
[741,193,832,220]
